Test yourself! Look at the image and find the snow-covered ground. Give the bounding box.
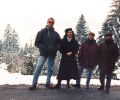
[0,63,120,86]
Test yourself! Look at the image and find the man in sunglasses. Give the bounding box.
[29,18,61,90]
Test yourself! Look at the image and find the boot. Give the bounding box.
[67,80,70,88]
[97,86,104,91]
[54,83,61,89]
[29,85,36,90]
[86,84,89,89]
[72,84,80,88]
[46,84,54,89]
[54,80,61,89]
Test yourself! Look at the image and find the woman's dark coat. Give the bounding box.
[99,40,119,72]
[78,39,99,68]
[57,38,79,80]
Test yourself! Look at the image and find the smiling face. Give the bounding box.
[88,34,94,40]
[66,31,73,39]
[87,32,95,40]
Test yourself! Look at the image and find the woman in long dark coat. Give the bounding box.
[54,28,79,88]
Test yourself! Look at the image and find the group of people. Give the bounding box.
[29,18,119,93]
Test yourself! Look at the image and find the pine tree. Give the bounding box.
[0,40,3,63]
[0,40,2,52]
[23,43,29,55]
[21,42,36,75]
[1,24,20,73]
[21,53,35,75]
[76,14,89,44]
[97,21,110,45]
[11,29,19,52]
[2,24,20,53]
[2,24,13,52]
[101,0,120,47]
[109,0,120,47]
[99,0,120,45]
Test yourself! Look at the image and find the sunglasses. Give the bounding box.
[48,21,54,24]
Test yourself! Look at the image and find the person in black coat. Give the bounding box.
[54,28,79,89]
[97,33,119,93]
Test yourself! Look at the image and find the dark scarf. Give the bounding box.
[87,39,95,45]
[46,25,54,31]
[105,38,114,45]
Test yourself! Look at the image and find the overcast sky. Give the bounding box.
[0,0,112,46]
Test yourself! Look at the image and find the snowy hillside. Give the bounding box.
[0,63,120,86]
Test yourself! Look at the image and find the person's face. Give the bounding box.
[88,34,94,40]
[47,19,54,28]
[67,31,73,38]
[105,36,112,40]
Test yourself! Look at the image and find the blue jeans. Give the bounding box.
[32,56,55,85]
[76,65,93,86]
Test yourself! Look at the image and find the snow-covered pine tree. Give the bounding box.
[76,14,89,44]
[2,24,21,73]
[2,24,20,53]
[99,0,120,46]
[102,0,120,46]
[23,43,29,55]
[0,40,3,63]
[21,42,37,75]
[0,40,2,52]
[2,24,13,52]
[11,29,19,52]
[19,47,25,57]
[96,22,109,45]
[21,53,35,75]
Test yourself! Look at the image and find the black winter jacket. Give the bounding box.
[35,26,61,57]
[99,40,119,71]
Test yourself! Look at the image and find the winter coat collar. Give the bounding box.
[45,25,54,31]
[86,39,96,45]
[105,39,114,45]
[67,37,72,42]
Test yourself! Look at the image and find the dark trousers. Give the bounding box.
[99,68,112,89]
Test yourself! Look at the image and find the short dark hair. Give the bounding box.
[47,18,55,22]
[64,28,75,39]
[105,33,113,37]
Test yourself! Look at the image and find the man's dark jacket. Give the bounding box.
[99,40,119,72]
[35,26,61,57]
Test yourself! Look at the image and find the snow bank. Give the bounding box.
[0,63,120,85]
[114,67,120,79]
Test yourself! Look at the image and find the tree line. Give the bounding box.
[0,0,119,77]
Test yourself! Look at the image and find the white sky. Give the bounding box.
[0,0,112,46]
